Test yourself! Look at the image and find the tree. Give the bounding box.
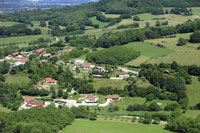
[89,112,97,120]
[153,117,160,124]
[143,113,152,124]
[63,91,68,99]
[58,89,63,97]
[133,16,140,21]
[64,36,71,43]
[190,31,200,43]
[156,21,161,26]
[177,38,187,46]
[145,22,150,28]
[171,61,179,71]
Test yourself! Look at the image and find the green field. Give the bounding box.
[192,7,200,15]
[124,42,173,58]
[89,17,109,28]
[0,104,11,113]
[187,76,200,107]
[92,79,128,90]
[0,21,20,27]
[0,34,53,44]
[5,74,31,84]
[102,12,121,18]
[62,120,171,133]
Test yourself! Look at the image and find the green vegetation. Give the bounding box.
[86,46,140,65]
[89,17,109,28]
[5,74,31,84]
[62,120,171,133]
[0,21,20,27]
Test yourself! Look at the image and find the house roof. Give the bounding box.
[12,52,19,56]
[96,66,105,69]
[33,84,43,89]
[20,52,24,55]
[34,48,45,53]
[118,72,127,75]
[26,102,43,107]
[18,58,28,63]
[43,78,57,83]
[106,95,120,99]
[24,96,35,102]
[86,94,96,101]
[80,63,91,68]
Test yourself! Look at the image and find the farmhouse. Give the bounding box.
[106,95,120,101]
[11,58,28,67]
[80,63,94,69]
[118,72,130,78]
[85,94,99,103]
[95,66,106,72]
[33,48,45,54]
[26,102,44,108]
[43,78,57,85]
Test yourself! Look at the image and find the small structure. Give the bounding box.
[118,72,130,78]
[43,53,51,57]
[33,48,45,54]
[11,58,28,67]
[95,66,106,72]
[85,94,99,103]
[24,96,35,103]
[12,52,19,56]
[26,102,44,108]
[163,70,170,75]
[80,63,94,69]
[33,84,44,90]
[75,59,85,64]
[43,78,57,85]
[106,95,120,101]
[56,61,65,65]
[40,60,48,63]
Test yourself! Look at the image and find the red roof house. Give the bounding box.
[12,52,19,56]
[26,102,44,107]
[34,48,45,54]
[24,96,35,102]
[106,95,120,100]
[43,78,57,85]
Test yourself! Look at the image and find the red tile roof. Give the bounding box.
[34,48,45,53]
[12,52,19,56]
[106,95,120,99]
[26,102,43,107]
[24,96,35,102]
[43,78,57,83]
[86,95,96,101]
[18,58,28,63]
[80,63,91,68]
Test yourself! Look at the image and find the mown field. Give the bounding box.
[145,33,200,65]
[124,42,173,66]
[62,120,171,133]
[89,17,109,28]
[5,74,31,84]
[92,79,128,90]
[0,21,20,27]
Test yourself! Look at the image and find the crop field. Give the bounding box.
[0,34,53,44]
[145,33,200,65]
[0,21,20,27]
[186,76,200,107]
[62,120,171,133]
[5,74,31,84]
[89,17,109,28]
[92,79,128,90]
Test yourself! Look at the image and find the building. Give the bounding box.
[56,61,65,65]
[95,66,106,72]
[12,52,19,56]
[33,84,44,90]
[33,48,45,54]
[26,102,44,108]
[11,58,28,67]
[85,94,99,103]
[80,63,94,69]
[43,53,51,57]
[118,72,130,78]
[75,59,85,64]
[43,78,57,85]
[163,70,170,75]
[24,96,35,103]
[106,95,120,101]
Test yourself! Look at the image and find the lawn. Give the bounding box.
[92,79,128,90]
[5,74,31,84]
[89,17,109,28]
[0,104,11,113]
[124,42,173,58]
[0,34,53,44]
[191,7,200,15]
[62,120,171,133]
[145,33,200,65]
[186,76,200,107]
[0,21,20,27]
[184,110,200,118]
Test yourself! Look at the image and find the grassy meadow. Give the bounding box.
[62,120,171,133]
[0,21,20,27]
[89,17,109,28]
[5,74,31,84]
[0,104,12,113]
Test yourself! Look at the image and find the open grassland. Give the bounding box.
[135,78,152,87]
[5,74,31,84]
[0,21,20,27]
[62,120,171,133]
[192,7,200,15]
[0,34,53,44]
[145,33,200,65]
[124,42,173,58]
[184,110,200,118]
[89,17,109,28]
[186,76,200,107]
[102,12,120,18]
[0,104,11,113]
[92,79,128,90]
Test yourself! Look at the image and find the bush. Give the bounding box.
[190,31,200,43]
[177,38,187,46]
[133,16,140,21]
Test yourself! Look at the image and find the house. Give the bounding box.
[118,72,130,78]
[33,48,45,54]
[33,84,44,90]
[75,59,85,64]
[106,95,120,101]
[56,61,65,65]
[43,53,51,57]
[163,70,170,75]
[43,78,57,85]
[11,58,28,67]
[85,94,99,103]
[24,96,35,103]
[26,102,44,108]
[95,66,106,72]
[80,63,94,69]
[12,52,19,56]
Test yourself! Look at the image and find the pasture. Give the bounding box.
[5,74,31,84]
[186,76,200,107]
[92,79,128,90]
[62,120,171,133]
[0,21,20,27]
[145,33,200,65]
[89,17,109,28]
[102,12,120,18]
